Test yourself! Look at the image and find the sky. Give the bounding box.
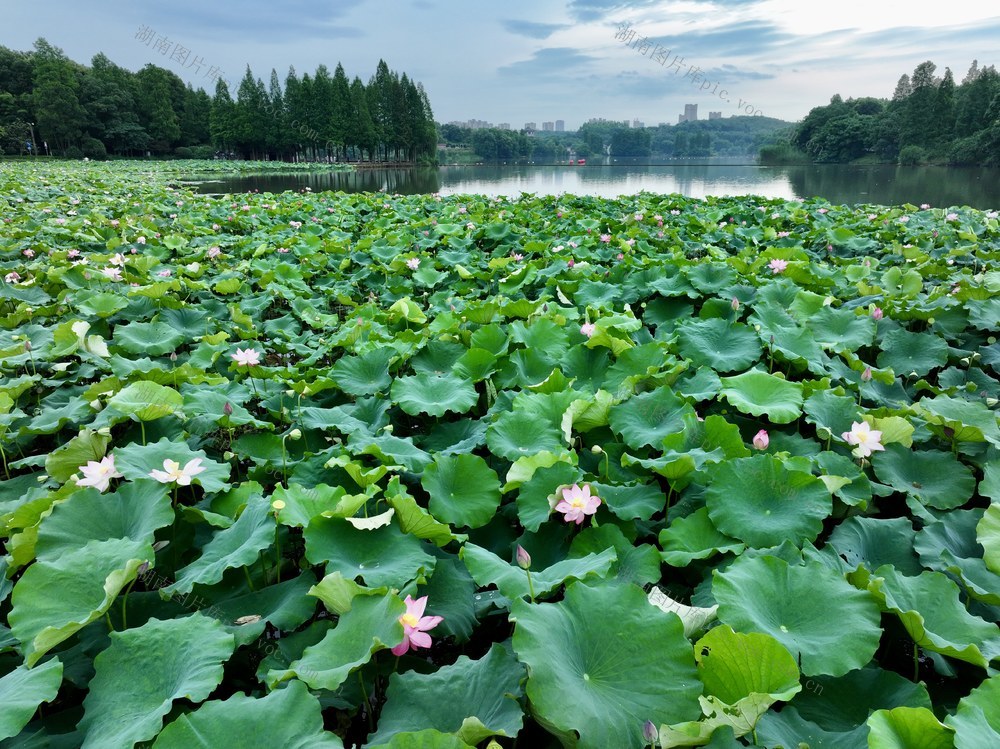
[4,1,1000,128]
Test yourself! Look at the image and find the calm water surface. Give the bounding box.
[186,161,1000,210]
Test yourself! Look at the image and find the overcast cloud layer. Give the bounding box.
[4,1,999,127]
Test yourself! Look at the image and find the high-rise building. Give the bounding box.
[684,104,698,122]
[632,118,644,129]
[524,122,536,131]
[542,121,554,131]
[709,111,722,120]
[555,120,565,131]
[497,122,511,130]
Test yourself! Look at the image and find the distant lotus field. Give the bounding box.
[2,160,1000,748]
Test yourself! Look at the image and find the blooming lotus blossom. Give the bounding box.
[137,236,146,244]
[149,458,206,486]
[289,221,302,229]
[102,267,122,281]
[512,253,523,261]
[232,348,261,367]
[920,203,931,209]
[580,322,596,337]
[842,421,884,458]
[109,253,126,266]
[555,483,601,525]
[752,429,769,450]
[391,595,443,656]
[671,209,681,215]
[4,271,20,283]
[768,258,788,274]
[407,257,420,270]
[76,455,123,493]
[599,233,612,243]
[777,231,790,238]
[23,249,34,258]
[207,247,221,259]
[946,213,958,221]
[68,249,80,258]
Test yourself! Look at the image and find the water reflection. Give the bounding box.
[186,162,1000,209]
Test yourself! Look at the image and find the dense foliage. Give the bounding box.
[1,160,1000,748]
[789,59,1000,165]
[0,40,436,163]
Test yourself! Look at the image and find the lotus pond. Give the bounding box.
[1,160,1000,748]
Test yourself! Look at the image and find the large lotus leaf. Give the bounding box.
[369,644,525,746]
[755,707,868,749]
[608,386,696,449]
[980,503,1000,575]
[713,555,882,677]
[914,509,1000,604]
[9,537,152,666]
[946,675,1000,748]
[79,615,234,749]
[114,437,231,493]
[589,481,667,522]
[486,408,566,460]
[515,462,582,531]
[162,493,275,597]
[861,565,1000,668]
[979,461,1000,502]
[266,593,405,691]
[719,370,804,423]
[807,306,876,352]
[368,731,474,749]
[35,480,173,562]
[152,680,343,748]
[104,381,183,422]
[270,483,351,528]
[304,517,437,589]
[44,428,111,483]
[825,516,923,576]
[332,347,394,396]
[422,454,501,529]
[877,329,949,377]
[872,445,975,510]
[0,658,63,741]
[569,524,662,588]
[460,542,616,601]
[866,707,954,749]
[804,390,863,438]
[705,455,832,548]
[675,319,762,373]
[209,573,317,647]
[659,507,746,567]
[790,665,932,733]
[511,582,702,749]
[113,321,187,356]
[386,477,465,548]
[917,395,1000,446]
[391,373,477,417]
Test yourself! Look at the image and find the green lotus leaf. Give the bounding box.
[114,437,231,493]
[486,408,565,461]
[569,524,662,588]
[112,320,187,356]
[659,507,746,567]
[270,483,350,528]
[589,481,667,521]
[980,461,1000,501]
[79,615,234,749]
[790,665,932,733]
[979,503,1000,575]
[719,370,804,423]
[391,373,477,417]
[861,565,1000,667]
[804,390,863,438]
[386,476,465,547]
[515,462,582,531]
[755,707,867,749]
[304,517,437,589]
[866,707,954,749]
[511,581,702,749]
[103,381,183,423]
[917,395,1000,446]
[807,306,876,352]
[608,386,696,449]
[877,329,949,377]
[825,516,923,576]
[73,291,130,319]
[705,455,832,548]
[675,318,762,373]
[873,445,975,510]
[266,593,405,691]
[713,555,882,676]
[946,675,1000,748]
[460,542,616,601]
[44,428,111,483]
[915,510,1000,604]
[0,658,63,741]
[422,454,501,529]
[9,537,152,666]
[162,493,275,597]
[367,730,475,749]
[152,680,343,748]
[332,347,395,396]
[368,644,525,746]
[35,479,173,561]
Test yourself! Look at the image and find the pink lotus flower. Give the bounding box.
[768,258,788,274]
[407,257,420,270]
[23,249,34,258]
[777,231,790,238]
[207,247,221,259]
[515,545,532,569]
[157,270,172,277]
[580,322,596,337]
[567,259,575,268]
[555,483,601,525]
[102,267,122,281]
[512,253,523,261]
[599,233,611,243]
[752,429,769,450]
[137,236,146,244]
[68,249,80,258]
[946,213,958,221]
[75,455,123,493]
[289,221,302,229]
[391,595,443,656]
[149,458,206,486]
[109,253,126,267]
[4,271,20,283]
[232,348,261,367]
[920,203,930,210]
[871,307,884,321]
[861,366,873,382]
[842,421,884,458]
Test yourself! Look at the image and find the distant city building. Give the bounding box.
[632,118,644,129]
[542,121,554,131]
[678,104,698,123]
[497,122,511,130]
[524,122,536,131]
[555,119,565,131]
[446,119,494,129]
[709,111,722,120]
[585,117,627,126]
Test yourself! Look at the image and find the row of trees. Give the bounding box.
[0,39,437,162]
[788,60,1000,165]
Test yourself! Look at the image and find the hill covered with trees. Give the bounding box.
[768,60,1000,165]
[0,39,436,162]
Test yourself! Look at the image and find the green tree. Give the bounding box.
[135,65,181,153]
[31,38,86,154]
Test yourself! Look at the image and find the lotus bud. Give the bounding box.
[731,297,739,311]
[169,352,177,362]
[752,429,769,450]
[224,450,235,461]
[383,424,394,434]
[23,339,31,351]
[861,366,872,382]
[223,402,233,415]
[516,545,532,570]
[871,307,884,321]
[643,720,658,744]
[591,445,603,454]
[96,427,112,436]
[287,428,302,440]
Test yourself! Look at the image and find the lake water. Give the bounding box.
[185,161,1000,210]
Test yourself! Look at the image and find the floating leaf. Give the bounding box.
[719,370,804,424]
[422,454,501,529]
[0,658,63,741]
